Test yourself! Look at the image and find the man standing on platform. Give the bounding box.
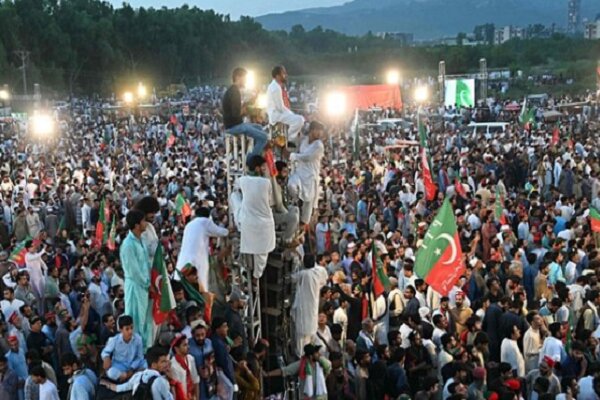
[120,210,153,349]
[267,65,305,146]
[291,254,328,357]
[289,121,325,227]
[239,155,276,282]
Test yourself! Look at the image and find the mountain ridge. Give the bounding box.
[256,0,598,39]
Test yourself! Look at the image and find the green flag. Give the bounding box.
[414,199,464,296]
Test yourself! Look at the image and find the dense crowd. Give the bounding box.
[0,64,600,400]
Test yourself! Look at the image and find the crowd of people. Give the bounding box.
[0,62,600,400]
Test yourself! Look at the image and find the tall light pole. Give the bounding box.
[15,50,29,95]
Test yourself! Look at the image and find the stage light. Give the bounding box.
[123,92,134,104]
[246,70,256,90]
[414,86,429,103]
[137,83,147,98]
[386,70,401,85]
[0,90,9,101]
[325,92,347,117]
[256,93,268,109]
[30,114,54,137]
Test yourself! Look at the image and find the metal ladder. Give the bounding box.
[224,133,262,347]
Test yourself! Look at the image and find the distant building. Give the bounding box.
[376,32,414,46]
[494,26,526,44]
[567,0,582,34]
[584,20,600,39]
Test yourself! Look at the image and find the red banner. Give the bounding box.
[340,84,402,110]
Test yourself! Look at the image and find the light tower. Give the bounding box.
[567,0,581,35]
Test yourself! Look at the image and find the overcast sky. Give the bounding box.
[108,0,347,18]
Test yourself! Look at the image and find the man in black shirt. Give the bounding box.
[222,67,268,157]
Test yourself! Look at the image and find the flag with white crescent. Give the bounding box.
[414,198,464,296]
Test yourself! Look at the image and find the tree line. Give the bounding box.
[0,0,598,95]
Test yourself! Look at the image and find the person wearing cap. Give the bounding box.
[291,254,328,357]
[467,366,487,400]
[120,209,153,349]
[225,289,247,352]
[6,334,27,396]
[175,207,229,292]
[210,317,236,392]
[525,355,561,399]
[237,155,276,282]
[169,334,199,400]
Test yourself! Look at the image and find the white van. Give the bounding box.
[467,122,509,139]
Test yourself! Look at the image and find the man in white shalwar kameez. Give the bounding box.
[176,207,229,290]
[25,240,47,310]
[239,155,276,280]
[291,254,328,357]
[289,121,325,226]
[267,65,305,145]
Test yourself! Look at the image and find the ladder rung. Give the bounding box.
[262,307,282,317]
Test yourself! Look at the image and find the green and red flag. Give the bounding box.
[494,186,507,225]
[371,241,391,298]
[150,245,176,324]
[177,264,206,307]
[419,119,437,201]
[9,240,29,267]
[519,97,535,130]
[94,198,106,248]
[175,193,192,220]
[106,216,117,251]
[551,124,560,146]
[414,198,464,296]
[455,178,467,199]
[590,206,600,233]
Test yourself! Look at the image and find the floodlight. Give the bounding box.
[31,115,54,137]
[246,70,256,90]
[123,91,134,104]
[325,92,347,117]
[256,93,268,109]
[386,70,401,85]
[414,86,429,103]
[137,83,147,98]
[0,90,9,101]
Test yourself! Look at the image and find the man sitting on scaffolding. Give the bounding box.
[222,67,269,157]
[266,65,305,148]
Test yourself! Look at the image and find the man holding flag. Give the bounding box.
[120,209,154,349]
[419,117,437,202]
[369,235,391,345]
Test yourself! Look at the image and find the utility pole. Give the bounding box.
[14,50,29,95]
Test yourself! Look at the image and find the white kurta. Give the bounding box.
[291,265,328,336]
[501,338,525,377]
[290,138,324,202]
[141,223,159,264]
[176,217,229,289]
[25,250,47,299]
[239,176,276,255]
